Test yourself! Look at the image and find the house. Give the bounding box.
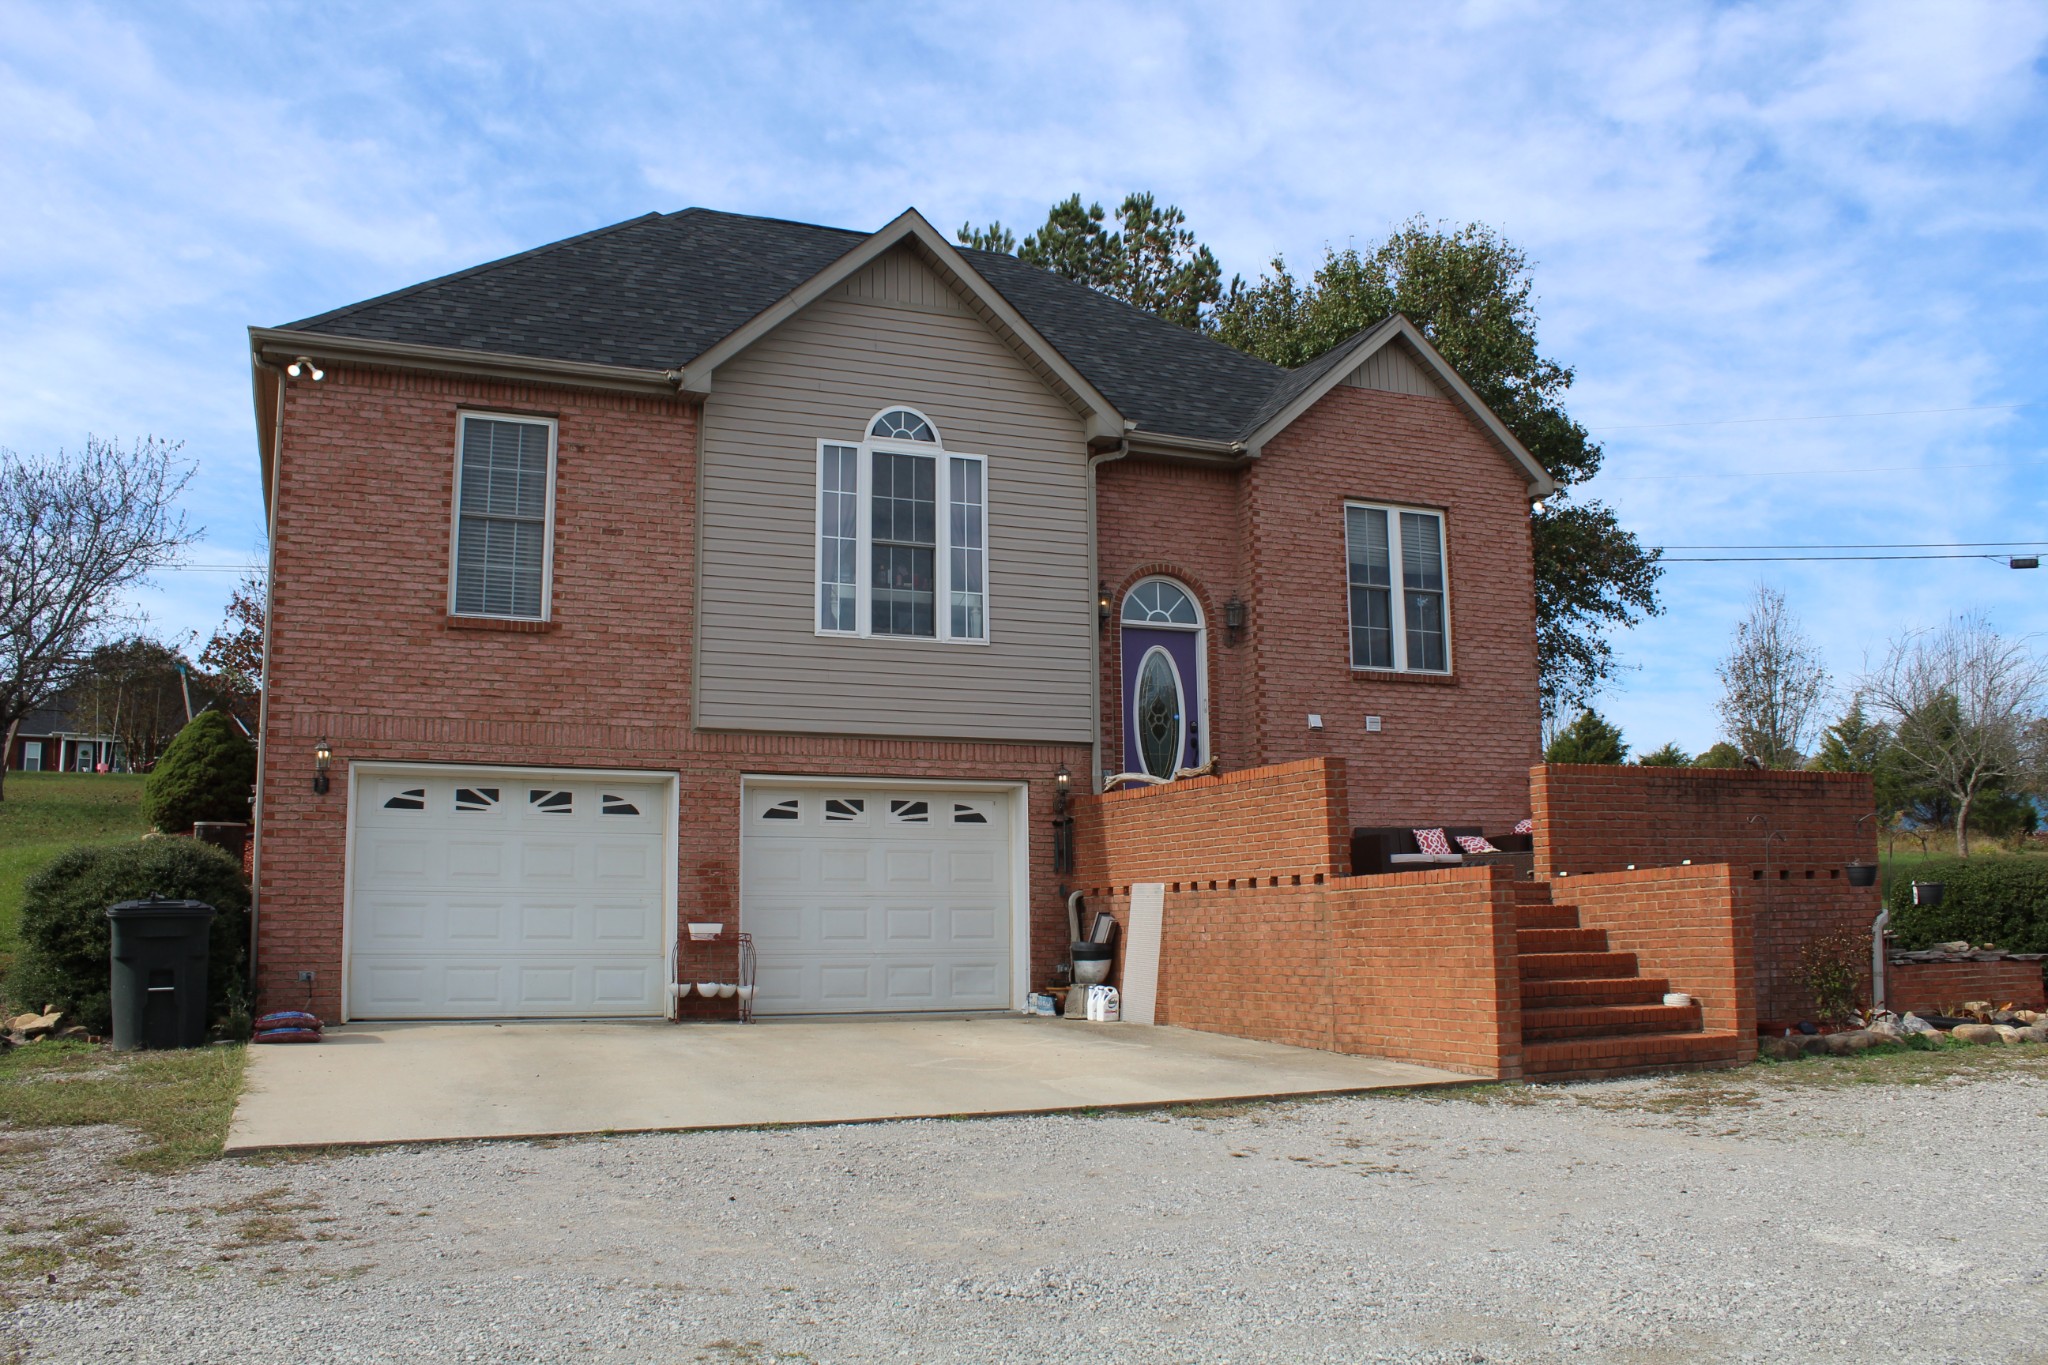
[246,207,1557,1026]
[5,699,125,773]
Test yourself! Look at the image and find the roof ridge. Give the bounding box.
[670,206,868,240]
[281,211,670,331]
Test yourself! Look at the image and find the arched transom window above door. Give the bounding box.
[1121,579,1200,627]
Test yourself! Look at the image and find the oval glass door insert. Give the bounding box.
[1135,646,1185,779]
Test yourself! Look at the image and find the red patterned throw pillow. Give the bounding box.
[1513,817,1535,834]
[1455,834,1497,854]
[1412,827,1455,855]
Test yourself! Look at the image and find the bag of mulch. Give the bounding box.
[252,1027,322,1044]
[254,1011,322,1033]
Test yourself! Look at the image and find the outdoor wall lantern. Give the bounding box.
[1224,596,1246,644]
[286,356,325,381]
[1052,764,1075,876]
[1096,583,1112,628]
[313,739,332,795]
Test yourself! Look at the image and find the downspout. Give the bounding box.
[1085,435,1131,791]
[247,352,288,1003]
[1871,906,1890,1014]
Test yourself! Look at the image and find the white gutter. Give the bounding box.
[246,351,287,999]
[1872,906,1890,1013]
[1084,435,1132,790]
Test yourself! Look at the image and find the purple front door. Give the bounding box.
[1121,625,1202,778]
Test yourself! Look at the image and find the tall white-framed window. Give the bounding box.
[815,407,988,643]
[450,412,557,620]
[1344,501,1449,673]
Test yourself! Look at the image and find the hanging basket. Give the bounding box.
[1846,863,1878,887]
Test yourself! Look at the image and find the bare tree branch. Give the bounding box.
[1714,584,1829,769]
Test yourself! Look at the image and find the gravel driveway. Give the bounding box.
[6,1057,2046,1363]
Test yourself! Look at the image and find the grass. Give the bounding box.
[0,1039,244,1171]
[0,773,150,974]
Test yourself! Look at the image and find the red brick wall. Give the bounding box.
[1557,864,1757,1046]
[257,365,1089,1019]
[1534,765,1879,1026]
[1884,960,2046,1013]
[1088,865,1522,1078]
[1244,385,1543,832]
[1071,757,1349,893]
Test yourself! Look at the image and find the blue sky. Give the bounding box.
[4,0,2044,754]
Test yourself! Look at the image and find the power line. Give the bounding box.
[1658,540,2048,550]
[1663,552,2024,563]
[1606,457,2035,482]
[1588,401,2036,432]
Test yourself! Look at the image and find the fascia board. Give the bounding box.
[1244,316,1558,497]
[679,209,1126,435]
[248,327,683,396]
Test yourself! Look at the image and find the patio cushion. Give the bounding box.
[1514,817,1535,834]
[1454,834,1497,854]
[1412,827,1455,856]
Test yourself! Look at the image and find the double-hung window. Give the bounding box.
[816,408,988,643]
[451,413,556,620]
[1344,502,1448,672]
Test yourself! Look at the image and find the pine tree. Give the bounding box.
[1544,709,1628,765]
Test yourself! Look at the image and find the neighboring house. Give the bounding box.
[5,700,125,773]
[246,207,1555,1024]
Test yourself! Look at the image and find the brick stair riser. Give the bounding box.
[1522,1031,1748,1079]
[1518,951,1639,981]
[1516,928,1609,955]
[1521,977,1671,1008]
[1522,1004,1702,1041]
[1516,907,1581,930]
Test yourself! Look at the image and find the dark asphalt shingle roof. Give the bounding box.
[282,208,1326,445]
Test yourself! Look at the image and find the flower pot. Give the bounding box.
[1912,880,1945,907]
[1846,863,1877,887]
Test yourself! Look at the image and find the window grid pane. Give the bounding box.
[818,444,859,631]
[455,417,549,618]
[1400,511,1447,671]
[872,451,936,638]
[949,457,985,640]
[1345,506,1394,669]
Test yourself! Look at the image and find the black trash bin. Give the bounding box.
[106,897,216,1051]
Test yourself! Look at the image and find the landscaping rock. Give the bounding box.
[1798,1033,1832,1055]
[1898,1013,1940,1035]
[1992,1025,2026,1044]
[13,1012,62,1041]
[7,1013,44,1033]
[2023,1023,2048,1045]
[1961,1001,1994,1018]
[54,1026,89,1043]
[1950,1024,2004,1046]
[1759,1037,1805,1061]
[1867,1018,1904,1039]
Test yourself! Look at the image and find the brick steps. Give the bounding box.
[1511,882,1741,1081]
[1522,1030,1749,1079]
[1522,1001,1702,1041]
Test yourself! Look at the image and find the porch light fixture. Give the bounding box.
[286,356,325,381]
[1052,764,1075,876]
[1096,582,1112,628]
[1225,596,1246,644]
[313,739,332,795]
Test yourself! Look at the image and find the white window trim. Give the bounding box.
[814,414,991,646]
[1343,500,1452,675]
[448,411,559,622]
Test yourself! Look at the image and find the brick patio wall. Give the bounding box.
[1884,960,2047,1013]
[1086,864,1522,1078]
[1557,864,1757,1048]
[1534,765,1878,1027]
[1071,757,1349,893]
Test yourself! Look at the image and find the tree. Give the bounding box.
[1206,220,1661,715]
[1810,695,1919,820]
[68,635,192,772]
[960,192,1225,330]
[1694,742,1746,769]
[199,569,265,717]
[1862,613,2048,856]
[0,437,197,801]
[1637,741,1692,767]
[1714,585,1829,769]
[1544,709,1627,765]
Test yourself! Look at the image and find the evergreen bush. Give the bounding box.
[142,710,255,834]
[9,837,250,1035]
[1885,856,2048,954]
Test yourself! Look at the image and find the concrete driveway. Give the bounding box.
[226,1016,1464,1150]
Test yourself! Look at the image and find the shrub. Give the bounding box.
[142,711,255,834]
[1799,927,1864,1026]
[1885,855,2048,954]
[9,838,250,1035]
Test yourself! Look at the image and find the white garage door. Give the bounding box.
[741,784,1016,1014]
[348,770,671,1019]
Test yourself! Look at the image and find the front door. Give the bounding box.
[1119,578,1205,779]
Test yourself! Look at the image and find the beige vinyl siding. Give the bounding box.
[697,249,1094,741]
[1342,341,1443,397]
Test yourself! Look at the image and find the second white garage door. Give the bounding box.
[741,783,1017,1014]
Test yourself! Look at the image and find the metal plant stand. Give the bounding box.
[676,929,757,1022]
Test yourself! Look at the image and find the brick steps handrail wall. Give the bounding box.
[1550,865,1756,1049]
[1073,757,1348,894]
[1533,764,1878,1025]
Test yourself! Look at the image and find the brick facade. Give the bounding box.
[1884,960,2047,1014]
[1534,764,1880,1025]
[1094,384,1543,832]
[1556,865,1756,1043]
[1071,756,1348,893]
[255,365,1088,1019]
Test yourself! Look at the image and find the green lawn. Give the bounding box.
[0,773,149,974]
[0,1038,245,1170]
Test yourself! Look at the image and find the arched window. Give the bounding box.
[869,408,937,443]
[816,407,985,643]
[1121,579,1200,627]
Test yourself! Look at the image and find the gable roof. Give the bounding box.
[260,207,1553,491]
